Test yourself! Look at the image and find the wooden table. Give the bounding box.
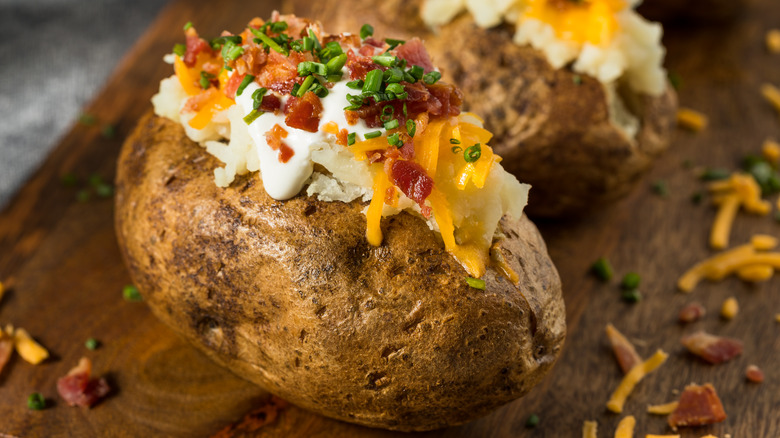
[0,0,778,436]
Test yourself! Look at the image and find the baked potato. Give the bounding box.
[115,112,566,431]
[284,0,678,218]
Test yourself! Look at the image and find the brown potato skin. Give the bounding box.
[283,0,678,218]
[115,113,566,431]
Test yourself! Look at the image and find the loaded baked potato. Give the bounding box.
[115,14,565,431]
[285,0,678,218]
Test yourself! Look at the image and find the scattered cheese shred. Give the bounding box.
[583,420,598,438]
[708,174,771,249]
[645,435,680,438]
[676,108,708,132]
[607,350,669,413]
[13,328,49,365]
[776,313,780,323]
[0,280,4,303]
[761,83,780,115]
[647,401,680,415]
[614,416,635,438]
[720,297,739,320]
[763,139,780,165]
[767,29,780,53]
[366,166,390,246]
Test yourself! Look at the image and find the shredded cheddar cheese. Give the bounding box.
[645,435,679,438]
[775,313,780,323]
[13,327,49,365]
[366,166,390,246]
[720,297,739,320]
[614,416,635,438]
[676,108,708,132]
[174,55,201,96]
[761,83,780,115]
[768,30,780,53]
[0,280,4,303]
[763,139,780,165]
[583,420,599,438]
[647,401,679,415]
[707,174,771,250]
[607,349,669,413]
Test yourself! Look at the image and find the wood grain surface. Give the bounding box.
[0,0,778,436]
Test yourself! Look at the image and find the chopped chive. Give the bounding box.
[211,35,242,47]
[590,257,613,282]
[199,71,214,89]
[621,289,642,303]
[297,61,328,76]
[363,69,383,93]
[360,24,374,39]
[123,284,142,302]
[61,173,78,187]
[88,174,103,187]
[183,21,193,31]
[365,130,382,139]
[76,189,90,203]
[243,110,263,125]
[251,87,268,110]
[668,71,682,90]
[387,132,403,147]
[346,80,364,89]
[372,55,396,67]
[525,414,540,428]
[27,393,46,410]
[383,67,404,83]
[699,168,730,181]
[308,29,322,51]
[572,75,583,85]
[326,53,348,75]
[423,71,441,84]
[651,180,669,197]
[385,83,404,95]
[380,105,394,122]
[466,277,486,290]
[690,191,703,204]
[236,75,255,97]
[269,21,288,33]
[223,44,244,61]
[347,132,357,146]
[384,119,400,130]
[297,75,315,96]
[464,144,481,163]
[408,65,424,80]
[402,102,407,117]
[385,38,405,49]
[406,119,416,137]
[79,113,96,126]
[101,124,116,139]
[451,146,462,154]
[620,272,641,290]
[251,28,288,55]
[85,338,100,350]
[449,138,461,144]
[173,43,186,57]
[302,36,315,51]
[95,183,114,198]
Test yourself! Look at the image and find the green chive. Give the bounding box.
[699,168,730,181]
[372,55,396,67]
[590,257,613,282]
[85,338,100,350]
[449,138,461,144]
[346,80,364,89]
[251,87,267,110]
[173,43,186,57]
[123,284,142,302]
[101,124,116,139]
[451,146,462,154]
[76,189,90,203]
[383,67,404,83]
[651,180,669,197]
[251,29,287,55]
[27,393,46,410]
[61,173,78,187]
[408,65,424,80]
[621,289,642,303]
[95,183,114,198]
[385,83,405,95]
[297,75,315,96]
[308,29,322,50]
[365,130,382,139]
[385,38,405,49]
[302,36,315,51]
[621,272,640,290]
[464,144,481,163]
[224,44,244,61]
[326,74,343,83]
[183,21,193,31]
[236,75,255,97]
[199,71,213,89]
[298,61,327,76]
[363,69,383,93]
[360,24,374,39]
[406,119,416,137]
[525,414,540,428]
[243,110,263,125]
[380,105,394,121]
[466,277,486,290]
[423,71,441,84]
[326,54,348,75]
[384,119,399,130]
[572,75,583,85]
[347,133,356,146]
[691,191,703,204]
[79,113,96,126]
[269,21,288,33]
[668,71,682,90]
[387,132,403,147]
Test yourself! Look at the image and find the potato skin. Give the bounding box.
[115,113,565,431]
[284,0,678,217]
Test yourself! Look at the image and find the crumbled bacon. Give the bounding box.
[259,94,282,113]
[681,331,743,364]
[388,160,434,207]
[256,51,306,94]
[336,129,349,147]
[223,72,245,100]
[265,124,294,163]
[605,324,642,374]
[395,38,435,74]
[668,383,726,430]
[284,91,323,132]
[183,88,218,113]
[745,365,765,383]
[0,334,12,376]
[57,357,110,408]
[346,49,381,80]
[184,28,212,67]
[678,302,706,323]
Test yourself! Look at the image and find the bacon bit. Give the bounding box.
[212,396,289,438]
[57,357,110,408]
[184,88,219,113]
[184,28,212,68]
[605,324,642,374]
[395,38,435,73]
[223,73,245,100]
[647,401,680,415]
[284,91,323,133]
[385,186,398,206]
[676,107,708,132]
[0,331,12,376]
[336,129,349,147]
[398,142,415,160]
[678,302,706,323]
[745,364,765,383]
[668,383,726,430]
[259,94,282,113]
[681,331,743,364]
[346,49,381,80]
[388,160,434,207]
[265,124,294,163]
[256,50,305,94]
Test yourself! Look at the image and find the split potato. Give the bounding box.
[284,0,678,217]
[115,113,566,431]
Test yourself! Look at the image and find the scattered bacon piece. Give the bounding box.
[336,129,349,147]
[184,28,212,67]
[256,50,305,94]
[259,94,282,113]
[265,124,294,163]
[57,357,110,408]
[388,160,434,207]
[284,91,323,133]
[678,302,706,323]
[605,324,642,374]
[668,383,726,430]
[346,49,381,80]
[0,334,12,376]
[184,88,218,113]
[681,331,743,364]
[745,365,765,383]
[395,38,435,73]
[223,73,245,100]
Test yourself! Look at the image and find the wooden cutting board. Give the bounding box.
[0,0,778,436]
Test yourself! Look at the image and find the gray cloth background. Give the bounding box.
[0,0,166,209]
